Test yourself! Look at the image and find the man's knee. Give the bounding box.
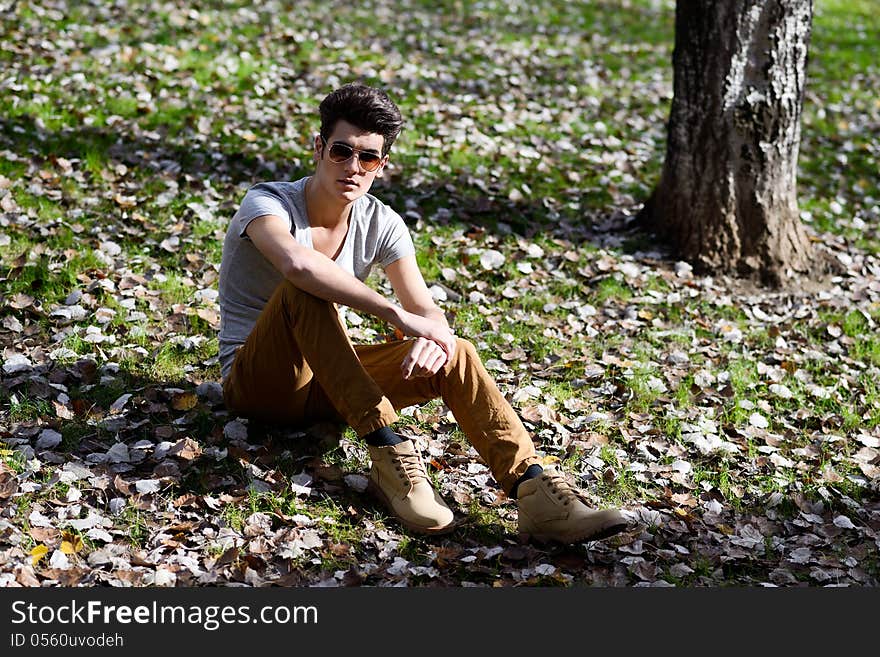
[279,280,322,305]
[449,337,478,367]
[276,281,336,318]
[456,336,476,354]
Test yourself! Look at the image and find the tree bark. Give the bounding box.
[639,0,814,286]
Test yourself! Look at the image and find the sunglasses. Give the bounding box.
[320,135,384,172]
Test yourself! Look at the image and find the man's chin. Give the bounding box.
[338,187,367,201]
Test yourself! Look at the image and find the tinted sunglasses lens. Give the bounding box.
[328,142,354,162]
[327,143,381,171]
[358,152,382,171]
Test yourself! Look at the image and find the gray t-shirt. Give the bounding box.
[217,177,415,380]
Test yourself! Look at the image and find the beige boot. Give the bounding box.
[517,468,629,544]
[367,439,455,535]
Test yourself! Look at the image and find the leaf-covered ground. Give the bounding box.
[1,0,878,587]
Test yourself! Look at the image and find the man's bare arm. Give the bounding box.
[385,255,448,322]
[386,255,457,378]
[246,214,452,345]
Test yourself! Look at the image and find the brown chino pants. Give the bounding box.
[222,281,540,495]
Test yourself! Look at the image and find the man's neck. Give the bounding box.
[305,177,351,229]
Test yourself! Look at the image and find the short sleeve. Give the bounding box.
[231,184,293,238]
[378,212,416,267]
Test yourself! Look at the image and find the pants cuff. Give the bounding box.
[352,405,399,438]
[499,456,543,496]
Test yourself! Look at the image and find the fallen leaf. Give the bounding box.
[171,391,198,411]
[833,515,856,529]
[0,463,18,500]
[169,437,202,460]
[52,400,75,419]
[60,533,84,554]
[30,545,49,567]
[113,193,137,208]
[479,249,505,270]
[10,293,34,309]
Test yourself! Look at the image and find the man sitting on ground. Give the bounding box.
[218,82,629,543]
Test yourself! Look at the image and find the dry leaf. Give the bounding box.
[52,400,75,419]
[60,533,84,554]
[169,437,202,460]
[171,391,198,411]
[30,545,49,567]
[113,193,137,208]
[0,463,18,500]
[10,293,34,309]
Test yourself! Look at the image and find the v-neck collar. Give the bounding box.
[296,177,355,263]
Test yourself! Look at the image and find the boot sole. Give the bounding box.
[367,480,458,536]
[523,519,630,545]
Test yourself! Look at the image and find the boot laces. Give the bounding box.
[542,470,576,506]
[395,450,428,484]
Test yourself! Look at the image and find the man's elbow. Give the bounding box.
[278,255,307,282]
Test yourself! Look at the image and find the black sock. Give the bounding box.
[510,464,544,499]
[363,426,406,447]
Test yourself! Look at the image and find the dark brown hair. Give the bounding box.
[319,83,403,156]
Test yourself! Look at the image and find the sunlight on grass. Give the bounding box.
[0,0,875,589]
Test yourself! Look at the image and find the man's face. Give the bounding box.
[313,119,387,203]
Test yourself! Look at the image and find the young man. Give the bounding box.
[218,83,628,544]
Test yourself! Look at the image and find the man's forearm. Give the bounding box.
[418,306,449,328]
[284,248,403,326]
[275,242,452,350]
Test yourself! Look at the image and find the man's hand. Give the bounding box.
[395,311,456,379]
[401,337,452,379]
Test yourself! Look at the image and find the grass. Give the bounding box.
[5,394,53,423]
[0,0,876,588]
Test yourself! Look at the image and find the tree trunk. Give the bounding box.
[639,0,814,286]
